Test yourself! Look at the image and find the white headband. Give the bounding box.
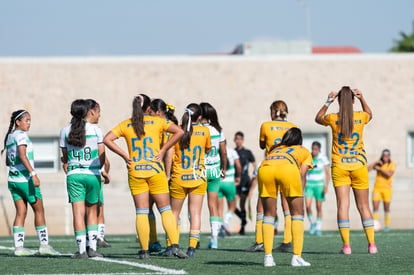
[184,108,194,131]
[136,95,144,107]
[14,111,28,121]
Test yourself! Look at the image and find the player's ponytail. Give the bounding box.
[200,102,222,133]
[2,110,27,156]
[338,86,354,138]
[67,99,88,147]
[270,127,302,152]
[132,94,151,138]
[270,100,288,120]
[179,103,202,150]
[150,99,178,125]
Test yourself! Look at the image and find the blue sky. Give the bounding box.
[0,0,413,56]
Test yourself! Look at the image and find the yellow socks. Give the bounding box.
[385,212,391,227]
[189,230,200,248]
[159,205,179,244]
[136,208,150,250]
[255,213,264,244]
[283,212,292,244]
[291,215,304,257]
[362,218,375,244]
[262,216,275,255]
[372,212,379,221]
[338,220,350,245]
[149,212,158,243]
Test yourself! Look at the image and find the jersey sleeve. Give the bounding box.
[162,118,172,132]
[59,128,67,148]
[15,132,28,146]
[94,125,104,143]
[205,128,212,149]
[219,131,226,143]
[248,150,255,162]
[111,121,125,138]
[389,162,396,172]
[259,123,266,142]
[321,155,330,166]
[300,148,313,168]
[362,111,371,124]
[232,149,240,160]
[320,114,332,126]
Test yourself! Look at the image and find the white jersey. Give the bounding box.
[60,122,103,176]
[6,130,34,183]
[221,147,239,183]
[203,123,225,170]
[306,153,330,186]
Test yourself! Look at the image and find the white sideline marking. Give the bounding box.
[91,257,186,274]
[0,245,14,250]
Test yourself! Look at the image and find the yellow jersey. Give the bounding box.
[171,124,212,188]
[111,115,171,178]
[321,111,370,170]
[261,145,313,170]
[374,161,396,189]
[260,120,297,155]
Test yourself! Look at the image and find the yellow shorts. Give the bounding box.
[372,187,392,203]
[331,165,369,189]
[128,172,169,195]
[169,180,207,199]
[258,164,303,199]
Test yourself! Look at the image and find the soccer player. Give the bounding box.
[315,87,377,254]
[104,94,187,259]
[259,128,312,267]
[305,141,330,236]
[218,144,241,237]
[200,102,227,249]
[60,99,105,258]
[149,99,179,253]
[246,100,296,252]
[369,149,396,232]
[169,104,211,257]
[3,110,58,256]
[234,131,256,235]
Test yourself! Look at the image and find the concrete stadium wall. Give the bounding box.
[0,54,414,237]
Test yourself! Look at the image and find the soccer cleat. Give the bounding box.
[316,230,322,236]
[149,241,162,253]
[171,244,189,259]
[39,244,59,255]
[14,247,33,257]
[159,246,173,257]
[264,254,276,267]
[208,241,218,249]
[309,223,316,235]
[239,226,245,236]
[341,244,352,254]
[137,250,150,259]
[244,242,264,252]
[186,247,196,257]
[87,247,103,258]
[97,238,112,248]
[368,243,378,254]
[274,228,278,236]
[71,251,88,259]
[383,227,390,232]
[274,242,292,252]
[291,255,311,266]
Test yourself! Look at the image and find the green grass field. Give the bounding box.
[0,230,413,274]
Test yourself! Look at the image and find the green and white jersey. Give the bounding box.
[60,122,103,176]
[6,130,34,183]
[221,147,239,183]
[203,123,225,170]
[306,153,329,186]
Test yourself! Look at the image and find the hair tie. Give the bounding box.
[184,108,194,131]
[166,103,175,112]
[135,94,144,107]
[14,110,28,121]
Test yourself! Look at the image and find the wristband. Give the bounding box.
[29,171,36,177]
[324,97,335,107]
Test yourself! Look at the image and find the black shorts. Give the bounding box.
[236,180,251,196]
